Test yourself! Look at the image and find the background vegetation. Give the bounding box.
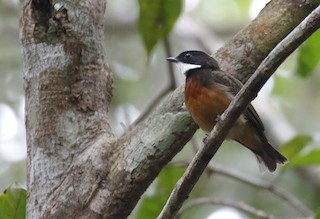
[0,0,319,218]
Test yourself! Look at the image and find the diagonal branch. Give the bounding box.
[157,6,320,219]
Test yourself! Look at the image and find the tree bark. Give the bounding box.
[21,0,114,218]
[20,0,319,218]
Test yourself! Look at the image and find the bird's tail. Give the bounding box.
[234,129,288,172]
[253,141,287,172]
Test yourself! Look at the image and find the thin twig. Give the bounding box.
[211,164,313,216]
[157,6,320,219]
[164,38,177,90]
[129,87,171,127]
[176,197,275,219]
[129,38,176,129]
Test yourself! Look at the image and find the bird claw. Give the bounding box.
[202,134,209,144]
[216,115,222,122]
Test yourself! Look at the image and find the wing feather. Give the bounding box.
[208,70,265,131]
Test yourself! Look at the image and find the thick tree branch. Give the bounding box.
[157,6,320,219]
[101,85,198,218]
[215,0,320,82]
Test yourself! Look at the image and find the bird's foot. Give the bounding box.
[202,134,209,144]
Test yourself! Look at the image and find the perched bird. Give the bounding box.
[167,50,287,172]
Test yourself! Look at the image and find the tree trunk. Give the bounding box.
[21,0,114,218]
[20,0,319,218]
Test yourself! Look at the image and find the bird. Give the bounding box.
[167,50,287,172]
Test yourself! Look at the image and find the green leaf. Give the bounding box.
[134,166,184,219]
[280,135,312,160]
[286,149,320,169]
[138,0,182,55]
[0,185,26,219]
[233,0,251,15]
[297,30,320,77]
[315,208,320,219]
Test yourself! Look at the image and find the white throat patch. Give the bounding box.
[177,63,201,75]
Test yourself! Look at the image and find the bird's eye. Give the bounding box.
[184,53,191,59]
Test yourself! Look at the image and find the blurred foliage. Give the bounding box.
[138,0,182,55]
[233,0,251,15]
[285,150,320,169]
[281,135,312,161]
[0,185,26,219]
[281,135,320,169]
[316,209,320,219]
[297,30,320,77]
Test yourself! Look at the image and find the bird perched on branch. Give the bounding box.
[167,50,287,172]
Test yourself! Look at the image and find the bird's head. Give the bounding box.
[167,50,220,74]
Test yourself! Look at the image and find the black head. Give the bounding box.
[167,50,219,69]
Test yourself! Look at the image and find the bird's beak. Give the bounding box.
[166,57,179,63]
